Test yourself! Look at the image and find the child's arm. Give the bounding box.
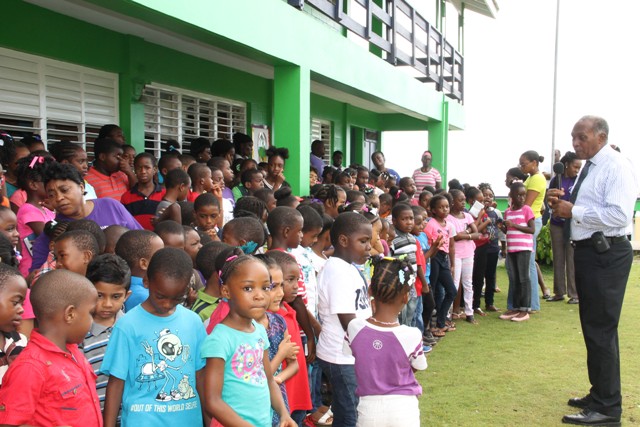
[476,217,491,234]
[448,236,456,271]
[196,368,212,427]
[274,356,299,386]
[204,358,254,427]
[270,332,299,372]
[425,235,443,259]
[211,185,224,229]
[25,221,46,236]
[290,296,316,363]
[338,313,356,331]
[417,265,429,294]
[103,376,125,427]
[263,351,296,427]
[504,218,535,234]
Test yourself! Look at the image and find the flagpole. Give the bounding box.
[551,0,561,164]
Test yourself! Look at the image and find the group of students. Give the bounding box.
[0,125,543,427]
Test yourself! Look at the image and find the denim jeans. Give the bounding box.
[399,296,418,327]
[430,251,456,328]
[308,359,323,412]
[508,217,541,310]
[507,251,531,310]
[411,295,424,333]
[318,359,358,427]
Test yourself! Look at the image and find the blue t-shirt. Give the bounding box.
[124,276,147,312]
[201,321,271,427]
[101,305,206,426]
[416,231,431,282]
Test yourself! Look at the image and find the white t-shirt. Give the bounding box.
[316,257,372,365]
[290,245,319,316]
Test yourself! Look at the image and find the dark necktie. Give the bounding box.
[564,160,592,241]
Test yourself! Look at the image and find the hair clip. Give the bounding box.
[395,189,403,199]
[311,198,323,204]
[239,241,258,254]
[398,269,406,283]
[226,255,239,263]
[29,155,45,169]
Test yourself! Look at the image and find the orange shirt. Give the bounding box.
[85,167,129,200]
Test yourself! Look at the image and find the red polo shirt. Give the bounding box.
[85,167,129,200]
[121,183,166,230]
[0,330,102,427]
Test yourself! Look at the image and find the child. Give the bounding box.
[65,219,107,254]
[424,194,457,337]
[49,140,98,199]
[83,253,132,413]
[232,168,265,201]
[477,184,502,312]
[313,184,346,219]
[54,229,99,276]
[316,212,373,426]
[103,225,129,255]
[448,189,480,323]
[233,196,269,223]
[291,206,323,315]
[183,225,203,266]
[114,230,164,312]
[179,154,196,172]
[255,254,300,426]
[0,139,29,198]
[85,137,131,200]
[121,144,136,169]
[0,269,101,426]
[202,255,295,427]
[15,154,55,276]
[498,182,535,322]
[158,152,182,184]
[418,190,433,215]
[101,248,207,427]
[390,203,422,327]
[398,177,418,203]
[187,162,215,202]
[344,256,427,427]
[221,216,266,254]
[121,153,165,230]
[465,186,493,317]
[193,193,222,241]
[310,213,334,275]
[155,220,186,249]
[192,241,231,322]
[156,168,191,224]
[254,187,277,212]
[208,157,235,224]
[266,250,313,425]
[0,264,28,384]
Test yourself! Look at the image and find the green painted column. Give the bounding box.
[273,65,310,196]
[351,126,365,166]
[119,36,146,152]
[427,99,449,185]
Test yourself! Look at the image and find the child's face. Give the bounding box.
[300,226,322,248]
[285,217,304,249]
[200,169,214,193]
[54,239,91,275]
[432,198,450,219]
[68,148,89,177]
[265,194,277,212]
[245,173,264,192]
[281,263,300,303]
[0,275,27,333]
[135,157,157,185]
[379,201,391,217]
[393,209,415,234]
[220,160,234,185]
[401,179,417,196]
[222,260,271,320]
[371,218,382,250]
[194,205,220,231]
[93,281,130,325]
[10,147,29,174]
[453,193,466,212]
[69,291,98,344]
[356,171,369,189]
[163,157,183,177]
[178,180,191,201]
[310,171,318,187]
[411,214,424,235]
[122,147,136,168]
[180,159,195,172]
[419,195,432,214]
[511,187,527,208]
[184,230,202,264]
[101,148,123,174]
[338,175,353,190]
[0,211,19,247]
[160,232,185,250]
[144,274,188,317]
[483,189,495,209]
[211,170,224,188]
[268,266,284,312]
[326,191,346,218]
[341,223,372,265]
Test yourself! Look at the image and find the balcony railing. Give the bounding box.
[289,0,464,102]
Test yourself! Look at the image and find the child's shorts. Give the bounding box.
[357,394,420,427]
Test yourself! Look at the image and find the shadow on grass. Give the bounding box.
[417,260,640,426]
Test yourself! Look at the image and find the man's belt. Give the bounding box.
[572,236,628,248]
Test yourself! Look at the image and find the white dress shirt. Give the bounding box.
[570,145,639,241]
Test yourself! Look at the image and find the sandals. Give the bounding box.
[308,406,333,426]
[430,328,446,337]
[451,312,466,320]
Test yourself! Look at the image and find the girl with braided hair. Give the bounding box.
[344,256,427,427]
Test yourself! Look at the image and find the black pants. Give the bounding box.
[472,245,500,309]
[574,239,633,418]
[507,251,531,311]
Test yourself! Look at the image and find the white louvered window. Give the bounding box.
[311,118,332,163]
[0,47,118,154]
[142,84,247,159]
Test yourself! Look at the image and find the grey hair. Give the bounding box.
[580,115,609,140]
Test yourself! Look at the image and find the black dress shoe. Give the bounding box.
[568,395,592,409]
[562,409,621,426]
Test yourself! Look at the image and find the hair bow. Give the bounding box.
[395,189,403,200]
[226,255,239,262]
[29,156,45,169]
[168,145,178,153]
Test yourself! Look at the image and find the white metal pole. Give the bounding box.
[551,0,561,165]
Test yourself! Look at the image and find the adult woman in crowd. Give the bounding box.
[263,146,290,191]
[412,150,442,197]
[547,151,582,304]
[29,163,141,272]
[370,151,400,185]
[518,150,550,310]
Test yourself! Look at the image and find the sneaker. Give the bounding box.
[474,308,487,317]
[567,298,579,304]
[422,331,438,346]
[423,345,433,353]
[511,313,530,322]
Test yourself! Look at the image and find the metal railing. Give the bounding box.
[289,0,463,102]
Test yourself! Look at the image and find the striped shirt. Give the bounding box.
[412,167,442,194]
[85,167,129,200]
[570,145,639,241]
[505,205,534,253]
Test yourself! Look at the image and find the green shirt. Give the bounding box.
[191,289,220,322]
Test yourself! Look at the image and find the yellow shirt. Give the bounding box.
[524,172,547,218]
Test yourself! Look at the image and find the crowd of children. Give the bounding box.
[0,126,538,427]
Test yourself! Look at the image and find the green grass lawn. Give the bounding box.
[417,259,640,426]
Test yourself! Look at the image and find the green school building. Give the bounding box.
[1,0,498,195]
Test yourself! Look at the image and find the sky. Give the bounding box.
[383,0,640,197]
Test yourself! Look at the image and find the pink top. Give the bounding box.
[447,212,475,259]
[424,218,456,254]
[17,203,55,277]
[412,168,441,196]
[505,205,535,253]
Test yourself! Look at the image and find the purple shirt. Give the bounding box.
[344,318,426,397]
[549,175,577,226]
[310,154,325,177]
[30,198,142,272]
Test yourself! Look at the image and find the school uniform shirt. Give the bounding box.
[0,330,102,427]
[0,331,27,385]
[316,257,372,365]
[201,321,271,426]
[100,305,206,426]
[505,205,535,253]
[85,167,129,200]
[121,183,166,231]
[344,318,426,397]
